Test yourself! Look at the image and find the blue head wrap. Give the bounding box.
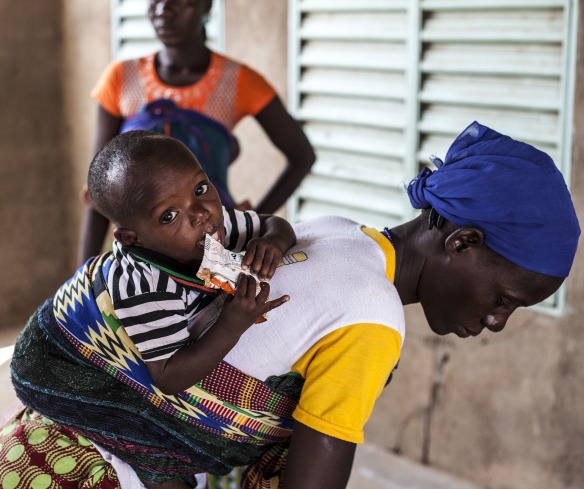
[407,121,580,278]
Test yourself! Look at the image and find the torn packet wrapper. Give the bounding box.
[196,234,268,323]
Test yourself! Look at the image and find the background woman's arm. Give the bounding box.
[253,96,316,214]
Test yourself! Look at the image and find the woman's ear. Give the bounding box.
[114,227,141,247]
[444,227,485,256]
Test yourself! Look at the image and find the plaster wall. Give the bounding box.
[0,1,582,488]
[61,1,112,248]
[0,1,69,322]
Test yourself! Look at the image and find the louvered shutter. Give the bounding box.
[110,0,224,59]
[288,0,577,313]
[288,0,416,230]
[417,0,576,180]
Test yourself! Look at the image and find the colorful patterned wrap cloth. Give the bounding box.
[10,254,303,488]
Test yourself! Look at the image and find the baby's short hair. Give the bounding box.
[87,130,195,227]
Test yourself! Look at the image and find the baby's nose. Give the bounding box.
[189,205,208,225]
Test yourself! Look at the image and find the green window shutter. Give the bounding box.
[288,0,415,230]
[288,0,577,314]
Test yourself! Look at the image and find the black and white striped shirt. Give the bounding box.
[106,207,260,361]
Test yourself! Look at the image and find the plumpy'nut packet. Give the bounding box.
[196,233,267,322]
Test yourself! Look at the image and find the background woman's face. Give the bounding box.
[148,0,212,46]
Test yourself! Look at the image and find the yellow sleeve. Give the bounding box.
[291,323,402,443]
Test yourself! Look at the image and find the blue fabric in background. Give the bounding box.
[121,99,236,207]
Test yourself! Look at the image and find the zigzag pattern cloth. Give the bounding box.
[11,254,303,486]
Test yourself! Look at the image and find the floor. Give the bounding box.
[347,443,482,489]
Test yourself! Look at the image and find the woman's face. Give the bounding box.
[418,236,564,338]
[148,0,212,46]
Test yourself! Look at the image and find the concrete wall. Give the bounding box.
[0,1,70,322]
[0,0,111,326]
[62,1,111,237]
[1,1,583,488]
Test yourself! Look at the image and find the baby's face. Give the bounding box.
[132,161,224,268]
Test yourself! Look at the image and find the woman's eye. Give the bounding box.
[160,210,178,224]
[195,183,209,197]
[496,297,509,308]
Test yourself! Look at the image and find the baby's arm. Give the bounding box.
[242,214,296,280]
[146,275,289,395]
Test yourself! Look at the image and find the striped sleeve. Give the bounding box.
[114,291,190,361]
[108,242,191,361]
[222,207,261,252]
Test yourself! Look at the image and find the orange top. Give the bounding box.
[91,51,277,131]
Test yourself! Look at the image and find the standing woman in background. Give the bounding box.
[78,0,315,265]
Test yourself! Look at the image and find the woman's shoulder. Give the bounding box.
[210,50,264,77]
[97,52,154,81]
[121,52,155,69]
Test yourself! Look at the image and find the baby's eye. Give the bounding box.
[496,297,510,308]
[160,210,178,224]
[195,184,209,197]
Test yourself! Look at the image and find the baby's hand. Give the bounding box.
[241,237,285,281]
[220,274,289,332]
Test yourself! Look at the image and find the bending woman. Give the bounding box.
[5,122,580,488]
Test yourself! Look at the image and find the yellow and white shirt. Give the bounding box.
[224,216,404,443]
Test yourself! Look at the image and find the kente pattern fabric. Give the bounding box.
[407,120,581,277]
[0,408,120,489]
[106,207,260,361]
[119,99,236,206]
[10,254,303,487]
[92,51,276,132]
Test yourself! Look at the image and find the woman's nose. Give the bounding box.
[151,0,174,15]
[481,314,508,333]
